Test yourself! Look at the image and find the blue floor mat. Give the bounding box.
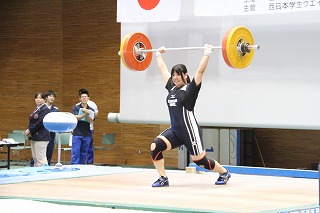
[0,165,149,185]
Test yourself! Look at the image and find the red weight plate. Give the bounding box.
[122,32,152,71]
[222,28,235,68]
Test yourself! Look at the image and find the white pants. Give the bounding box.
[31,140,49,167]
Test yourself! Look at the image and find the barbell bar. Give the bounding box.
[136,45,260,54]
[119,26,260,71]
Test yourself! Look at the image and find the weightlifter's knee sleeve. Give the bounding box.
[193,156,215,171]
[150,137,167,161]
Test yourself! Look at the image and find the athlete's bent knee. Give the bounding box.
[193,156,215,171]
[150,138,167,161]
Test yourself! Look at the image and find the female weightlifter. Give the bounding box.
[150,44,231,187]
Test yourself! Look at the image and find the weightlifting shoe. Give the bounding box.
[152,176,169,187]
[215,171,231,185]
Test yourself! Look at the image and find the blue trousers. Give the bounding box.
[86,130,94,164]
[71,135,91,164]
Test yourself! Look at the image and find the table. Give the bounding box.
[0,141,23,169]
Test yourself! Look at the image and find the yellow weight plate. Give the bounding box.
[222,26,254,69]
[120,32,134,70]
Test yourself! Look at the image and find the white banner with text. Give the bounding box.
[194,0,320,16]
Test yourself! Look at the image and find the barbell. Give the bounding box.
[119,26,260,71]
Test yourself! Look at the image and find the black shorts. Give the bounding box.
[160,127,204,156]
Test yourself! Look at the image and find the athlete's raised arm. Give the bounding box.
[194,44,213,86]
[156,46,171,83]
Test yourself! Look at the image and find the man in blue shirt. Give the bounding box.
[77,88,98,164]
[71,89,94,164]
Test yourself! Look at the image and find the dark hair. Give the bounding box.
[171,64,191,84]
[34,92,46,99]
[45,90,56,98]
[78,88,89,97]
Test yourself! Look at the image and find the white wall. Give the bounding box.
[110,1,320,130]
